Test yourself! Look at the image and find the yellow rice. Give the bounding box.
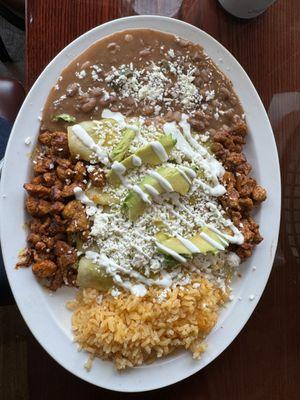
[67,275,228,369]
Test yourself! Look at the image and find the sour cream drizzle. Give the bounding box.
[111,161,129,186]
[179,114,206,155]
[155,242,187,263]
[72,124,109,165]
[96,111,243,270]
[148,170,174,192]
[199,231,225,251]
[85,251,172,296]
[208,224,244,245]
[144,183,161,198]
[151,141,169,162]
[175,234,199,253]
[172,199,243,245]
[179,165,197,179]
[73,186,95,206]
[132,184,151,204]
[131,155,142,166]
[205,202,244,245]
[111,161,151,203]
[163,119,226,197]
[177,168,191,184]
[163,121,194,157]
[111,162,179,205]
[101,109,139,132]
[166,206,194,228]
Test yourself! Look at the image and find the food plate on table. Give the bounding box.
[0,16,280,392]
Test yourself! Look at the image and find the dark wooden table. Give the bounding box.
[1,0,299,398]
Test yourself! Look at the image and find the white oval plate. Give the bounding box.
[0,16,280,392]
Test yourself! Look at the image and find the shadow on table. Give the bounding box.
[0,245,13,305]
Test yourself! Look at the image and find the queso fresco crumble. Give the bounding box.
[18,29,266,369]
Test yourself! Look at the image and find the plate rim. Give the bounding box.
[0,15,281,392]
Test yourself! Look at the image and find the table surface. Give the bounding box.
[1,0,300,398]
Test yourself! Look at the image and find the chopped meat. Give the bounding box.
[210,141,225,156]
[56,165,74,180]
[32,249,47,263]
[232,121,247,137]
[238,197,253,212]
[31,175,43,185]
[29,218,43,233]
[54,240,71,256]
[54,241,77,268]
[16,248,33,268]
[47,269,64,291]
[27,233,41,245]
[26,197,64,218]
[220,187,240,210]
[35,241,47,252]
[236,243,253,260]
[50,186,62,201]
[241,217,263,245]
[230,210,242,227]
[38,131,53,146]
[235,175,256,198]
[61,183,81,198]
[88,167,106,188]
[236,162,252,176]
[224,152,246,170]
[74,161,86,181]
[222,171,236,188]
[56,157,72,168]
[37,217,51,235]
[51,131,69,157]
[62,200,81,219]
[43,236,57,249]
[33,157,54,174]
[62,200,89,233]
[252,185,267,203]
[24,183,51,199]
[22,130,91,290]
[211,124,266,261]
[32,260,57,279]
[26,197,52,216]
[43,172,57,186]
[213,131,245,153]
[51,201,65,214]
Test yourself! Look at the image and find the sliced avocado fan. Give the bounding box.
[156,226,228,258]
[110,128,136,162]
[109,134,176,186]
[123,165,192,221]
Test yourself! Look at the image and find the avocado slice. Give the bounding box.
[124,134,176,167]
[123,166,192,220]
[110,128,136,162]
[77,256,113,291]
[156,226,228,257]
[109,135,176,185]
[156,232,190,255]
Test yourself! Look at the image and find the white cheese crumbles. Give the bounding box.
[51,49,236,129]
[75,70,87,79]
[103,57,208,112]
[76,114,243,298]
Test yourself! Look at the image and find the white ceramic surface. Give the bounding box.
[0,16,281,392]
